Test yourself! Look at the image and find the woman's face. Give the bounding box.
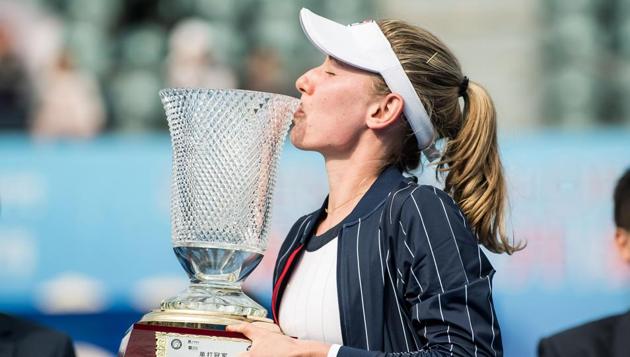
[290,56,379,156]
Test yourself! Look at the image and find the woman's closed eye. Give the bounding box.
[325,71,336,76]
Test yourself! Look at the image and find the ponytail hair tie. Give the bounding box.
[458,76,469,97]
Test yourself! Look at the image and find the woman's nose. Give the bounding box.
[295,70,313,95]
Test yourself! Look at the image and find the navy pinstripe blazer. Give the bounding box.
[272,166,502,357]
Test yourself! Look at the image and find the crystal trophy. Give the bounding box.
[121,89,299,356]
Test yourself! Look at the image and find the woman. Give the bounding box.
[228,8,521,357]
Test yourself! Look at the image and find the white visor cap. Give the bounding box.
[299,8,440,162]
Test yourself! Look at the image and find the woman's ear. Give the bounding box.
[366,93,404,130]
[614,227,630,263]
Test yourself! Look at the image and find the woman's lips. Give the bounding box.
[291,105,305,130]
[293,105,305,118]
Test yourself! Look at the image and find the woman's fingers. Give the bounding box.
[226,323,247,334]
[251,321,282,333]
[226,323,263,340]
[227,323,256,356]
[228,322,302,357]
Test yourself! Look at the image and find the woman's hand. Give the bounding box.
[227,323,331,357]
[249,321,283,334]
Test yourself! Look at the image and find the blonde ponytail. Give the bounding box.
[438,82,522,254]
[374,19,523,254]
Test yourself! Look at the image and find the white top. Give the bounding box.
[278,237,344,349]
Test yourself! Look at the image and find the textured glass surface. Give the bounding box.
[160,88,299,253]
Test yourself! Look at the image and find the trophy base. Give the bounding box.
[121,310,273,356]
[160,283,267,318]
[123,322,250,357]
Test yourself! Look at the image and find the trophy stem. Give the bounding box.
[160,280,267,318]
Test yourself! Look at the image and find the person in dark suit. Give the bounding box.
[538,168,630,357]
[0,313,76,357]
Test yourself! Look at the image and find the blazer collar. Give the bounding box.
[345,165,407,223]
[299,166,407,243]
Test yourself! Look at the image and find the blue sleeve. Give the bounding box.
[339,185,502,357]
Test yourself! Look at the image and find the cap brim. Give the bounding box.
[299,8,380,72]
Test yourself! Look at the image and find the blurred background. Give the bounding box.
[0,0,629,356]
